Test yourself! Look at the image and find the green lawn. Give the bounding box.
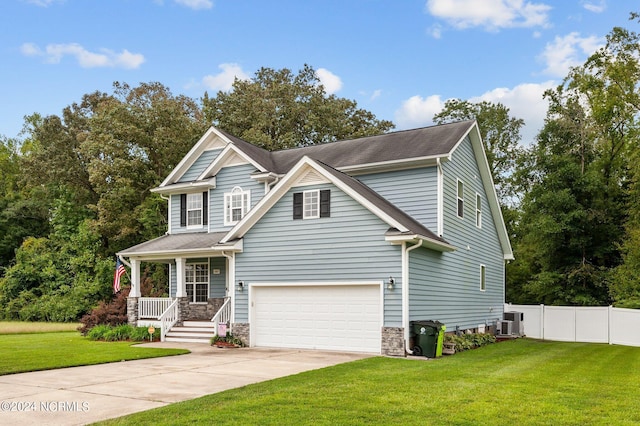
[96,339,640,425]
[0,331,189,375]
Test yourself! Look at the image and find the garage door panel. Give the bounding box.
[252,284,380,353]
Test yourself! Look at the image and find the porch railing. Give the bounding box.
[159,299,179,342]
[139,297,173,319]
[211,297,231,335]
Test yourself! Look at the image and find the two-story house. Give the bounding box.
[118,120,513,356]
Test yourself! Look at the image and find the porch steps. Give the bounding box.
[165,320,217,344]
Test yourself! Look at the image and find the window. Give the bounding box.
[180,192,208,228]
[186,263,209,303]
[480,264,486,291]
[476,193,482,228]
[224,187,250,226]
[457,179,464,218]
[293,189,330,219]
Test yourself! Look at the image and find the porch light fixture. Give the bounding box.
[386,276,395,290]
[237,281,244,292]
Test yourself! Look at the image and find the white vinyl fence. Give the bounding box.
[504,304,640,347]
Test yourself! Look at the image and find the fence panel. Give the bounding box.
[543,307,576,342]
[504,304,640,347]
[505,304,543,338]
[610,308,640,347]
[575,307,609,343]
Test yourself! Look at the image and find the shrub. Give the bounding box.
[85,324,160,341]
[444,332,496,353]
[78,289,129,335]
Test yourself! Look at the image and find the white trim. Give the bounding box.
[475,192,482,229]
[249,281,381,287]
[437,158,444,236]
[151,178,216,195]
[456,178,464,219]
[185,261,210,303]
[303,189,320,219]
[384,234,456,252]
[480,264,486,292]
[186,193,204,229]
[197,141,267,181]
[224,186,251,226]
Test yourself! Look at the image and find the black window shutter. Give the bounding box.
[202,191,208,225]
[180,194,187,227]
[320,190,331,218]
[293,192,303,219]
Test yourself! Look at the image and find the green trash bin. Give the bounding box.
[411,320,445,358]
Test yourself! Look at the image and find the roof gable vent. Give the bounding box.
[296,169,330,186]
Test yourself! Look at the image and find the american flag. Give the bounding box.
[113,258,126,293]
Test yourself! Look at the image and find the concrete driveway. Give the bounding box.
[0,342,373,426]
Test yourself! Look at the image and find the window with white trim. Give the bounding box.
[187,193,203,227]
[457,179,464,218]
[293,189,331,220]
[224,186,250,226]
[480,264,486,291]
[476,193,482,228]
[186,263,209,303]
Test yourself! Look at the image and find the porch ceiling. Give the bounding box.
[118,232,239,259]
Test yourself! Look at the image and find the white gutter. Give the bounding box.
[436,158,444,237]
[403,239,423,355]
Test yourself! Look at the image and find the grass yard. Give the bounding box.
[0,331,189,375]
[97,339,640,425]
[0,320,80,334]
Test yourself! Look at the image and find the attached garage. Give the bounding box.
[250,283,382,353]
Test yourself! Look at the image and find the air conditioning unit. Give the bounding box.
[504,311,524,336]
[497,320,513,336]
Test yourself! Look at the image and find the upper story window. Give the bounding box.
[293,189,330,220]
[457,179,464,218]
[224,186,250,226]
[180,192,208,228]
[476,193,482,228]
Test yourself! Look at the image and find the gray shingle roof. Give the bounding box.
[225,120,475,174]
[119,232,229,256]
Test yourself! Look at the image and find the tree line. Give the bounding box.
[2,16,640,322]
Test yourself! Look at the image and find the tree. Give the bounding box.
[433,99,525,206]
[508,14,640,305]
[202,64,394,150]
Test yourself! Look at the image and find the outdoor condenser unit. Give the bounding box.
[504,311,524,336]
[497,320,513,336]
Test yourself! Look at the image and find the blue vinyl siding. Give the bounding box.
[408,136,505,330]
[209,163,264,232]
[178,149,221,182]
[234,183,403,326]
[169,163,264,233]
[358,167,438,231]
[169,257,226,298]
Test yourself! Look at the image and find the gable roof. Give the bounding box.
[118,232,241,258]
[221,156,455,253]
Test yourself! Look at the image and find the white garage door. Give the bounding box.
[252,284,381,353]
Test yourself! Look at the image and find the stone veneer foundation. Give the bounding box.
[381,326,406,357]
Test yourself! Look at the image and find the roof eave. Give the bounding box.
[384,234,456,252]
[151,177,217,194]
[118,238,243,260]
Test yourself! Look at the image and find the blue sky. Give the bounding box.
[0,0,634,145]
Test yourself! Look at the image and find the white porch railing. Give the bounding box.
[159,299,179,342]
[211,297,231,335]
[139,297,173,319]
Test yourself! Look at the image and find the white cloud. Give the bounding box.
[315,68,343,94]
[395,94,447,129]
[202,63,250,92]
[582,0,606,13]
[470,81,555,144]
[174,0,213,10]
[425,0,552,31]
[20,42,144,69]
[395,81,555,145]
[539,32,604,77]
[370,89,382,101]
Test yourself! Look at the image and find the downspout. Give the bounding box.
[436,158,444,237]
[221,251,235,326]
[267,175,281,192]
[403,239,423,355]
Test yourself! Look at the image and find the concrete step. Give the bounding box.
[183,321,216,328]
[165,331,215,338]
[174,326,217,333]
[165,336,212,344]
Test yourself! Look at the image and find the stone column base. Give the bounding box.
[231,323,250,347]
[127,297,139,326]
[381,326,406,357]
